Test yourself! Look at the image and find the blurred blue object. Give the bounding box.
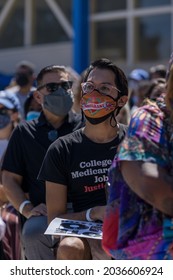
[0,72,14,90]
[26,111,40,121]
[129,69,149,81]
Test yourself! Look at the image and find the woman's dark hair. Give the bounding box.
[83,58,128,97]
[166,65,173,119]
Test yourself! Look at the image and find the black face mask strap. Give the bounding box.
[115,106,121,116]
[110,110,117,128]
[108,92,122,127]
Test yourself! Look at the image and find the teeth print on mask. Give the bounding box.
[43,88,74,116]
[80,91,118,124]
[0,113,11,129]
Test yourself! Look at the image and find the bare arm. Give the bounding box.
[2,170,47,218]
[46,181,67,224]
[2,170,28,210]
[46,181,105,224]
[121,161,173,216]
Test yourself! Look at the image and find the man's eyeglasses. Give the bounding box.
[37,81,73,94]
[81,82,121,96]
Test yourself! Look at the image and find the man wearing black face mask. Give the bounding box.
[7,60,36,119]
[1,65,83,260]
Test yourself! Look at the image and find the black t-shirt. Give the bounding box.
[1,111,82,206]
[38,124,127,212]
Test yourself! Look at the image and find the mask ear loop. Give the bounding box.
[109,93,120,128]
[110,109,117,128]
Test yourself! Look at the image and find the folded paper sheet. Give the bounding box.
[45,218,103,239]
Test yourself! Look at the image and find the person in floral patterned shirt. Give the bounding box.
[103,53,173,260]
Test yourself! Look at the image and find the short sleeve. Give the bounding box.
[38,138,68,185]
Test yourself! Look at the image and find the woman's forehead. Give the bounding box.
[87,68,115,83]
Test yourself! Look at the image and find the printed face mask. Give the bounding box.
[43,88,74,116]
[80,91,118,124]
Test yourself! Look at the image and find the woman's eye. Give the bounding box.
[100,86,109,92]
[87,85,93,90]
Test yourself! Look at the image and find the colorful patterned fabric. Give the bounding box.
[102,95,173,259]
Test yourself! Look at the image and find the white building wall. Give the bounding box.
[0,42,72,74]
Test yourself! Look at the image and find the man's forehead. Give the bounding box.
[42,71,69,82]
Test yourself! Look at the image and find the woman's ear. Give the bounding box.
[118,96,128,107]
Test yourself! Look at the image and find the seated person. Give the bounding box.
[1,65,83,260]
[38,58,128,260]
[0,90,22,259]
